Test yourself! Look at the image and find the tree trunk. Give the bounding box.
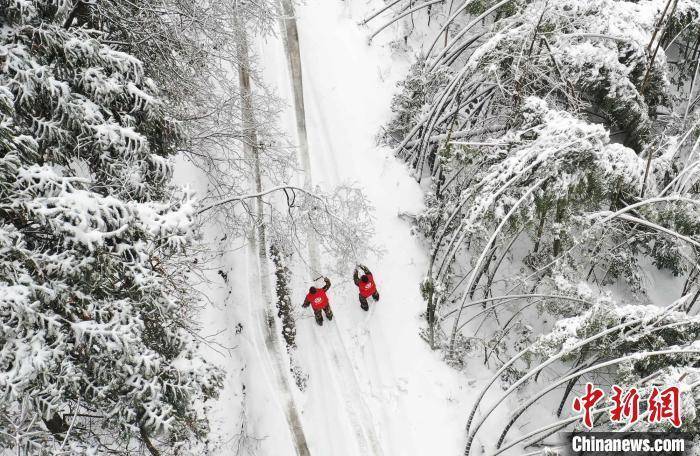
[426,278,437,349]
[140,426,160,456]
[236,16,311,456]
[270,243,296,350]
[236,18,272,307]
[552,197,567,257]
[532,206,547,253]
[279,0,322,278]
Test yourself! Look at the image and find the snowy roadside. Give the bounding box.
[260,1,479,454]
[175,1,700,455]
[175,1,483,454]
[172,160,300,455]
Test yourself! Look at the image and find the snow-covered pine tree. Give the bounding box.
[1,1,222,453]
[91,0,279,168]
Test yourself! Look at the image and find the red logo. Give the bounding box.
[610,385,640,424]
[573,383,604,428]
[648,386,681,428]
[572,384,682,428]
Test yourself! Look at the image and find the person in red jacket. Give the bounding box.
[353,264,379,311]
[302,277,333,326]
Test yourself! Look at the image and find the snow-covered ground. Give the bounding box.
[270,2,474,454]
[179,1,479,454]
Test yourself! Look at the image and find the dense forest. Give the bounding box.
[378,0,700,451]
[2,0,700,455]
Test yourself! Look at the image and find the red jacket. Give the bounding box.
[305,289,329,311]
[303,277,331,311]
[358,274,377,298]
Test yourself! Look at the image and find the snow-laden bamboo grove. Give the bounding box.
[373,0,700,453]
[3,0,700,455]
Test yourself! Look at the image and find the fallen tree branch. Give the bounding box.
[404,125,507,148]
[369,0,446,42]
[197,185,322,215]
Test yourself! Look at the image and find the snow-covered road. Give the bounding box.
[257,1,474,454]
[177,2,698,455]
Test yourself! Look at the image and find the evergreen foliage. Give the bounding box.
[1,1,222,453]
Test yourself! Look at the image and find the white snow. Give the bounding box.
[165,1,700,454]
[176,1,478,454]
[265,2,474,454]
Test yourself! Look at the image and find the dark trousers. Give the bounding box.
[313,305,333,325]
[359,291,380,310]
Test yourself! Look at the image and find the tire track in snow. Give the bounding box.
[312,324,372,455]
[292,3,475,454]
[258,314,311,456]
[297,11,419,453]
[296,316,352,455]
[259,8,374,453]
[302,66,386,456]
[327,322,385,455]
[355,307,419,454]
[244,244,311,456]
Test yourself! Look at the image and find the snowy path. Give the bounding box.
[243,244,311,455]
[257,1,475,455]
